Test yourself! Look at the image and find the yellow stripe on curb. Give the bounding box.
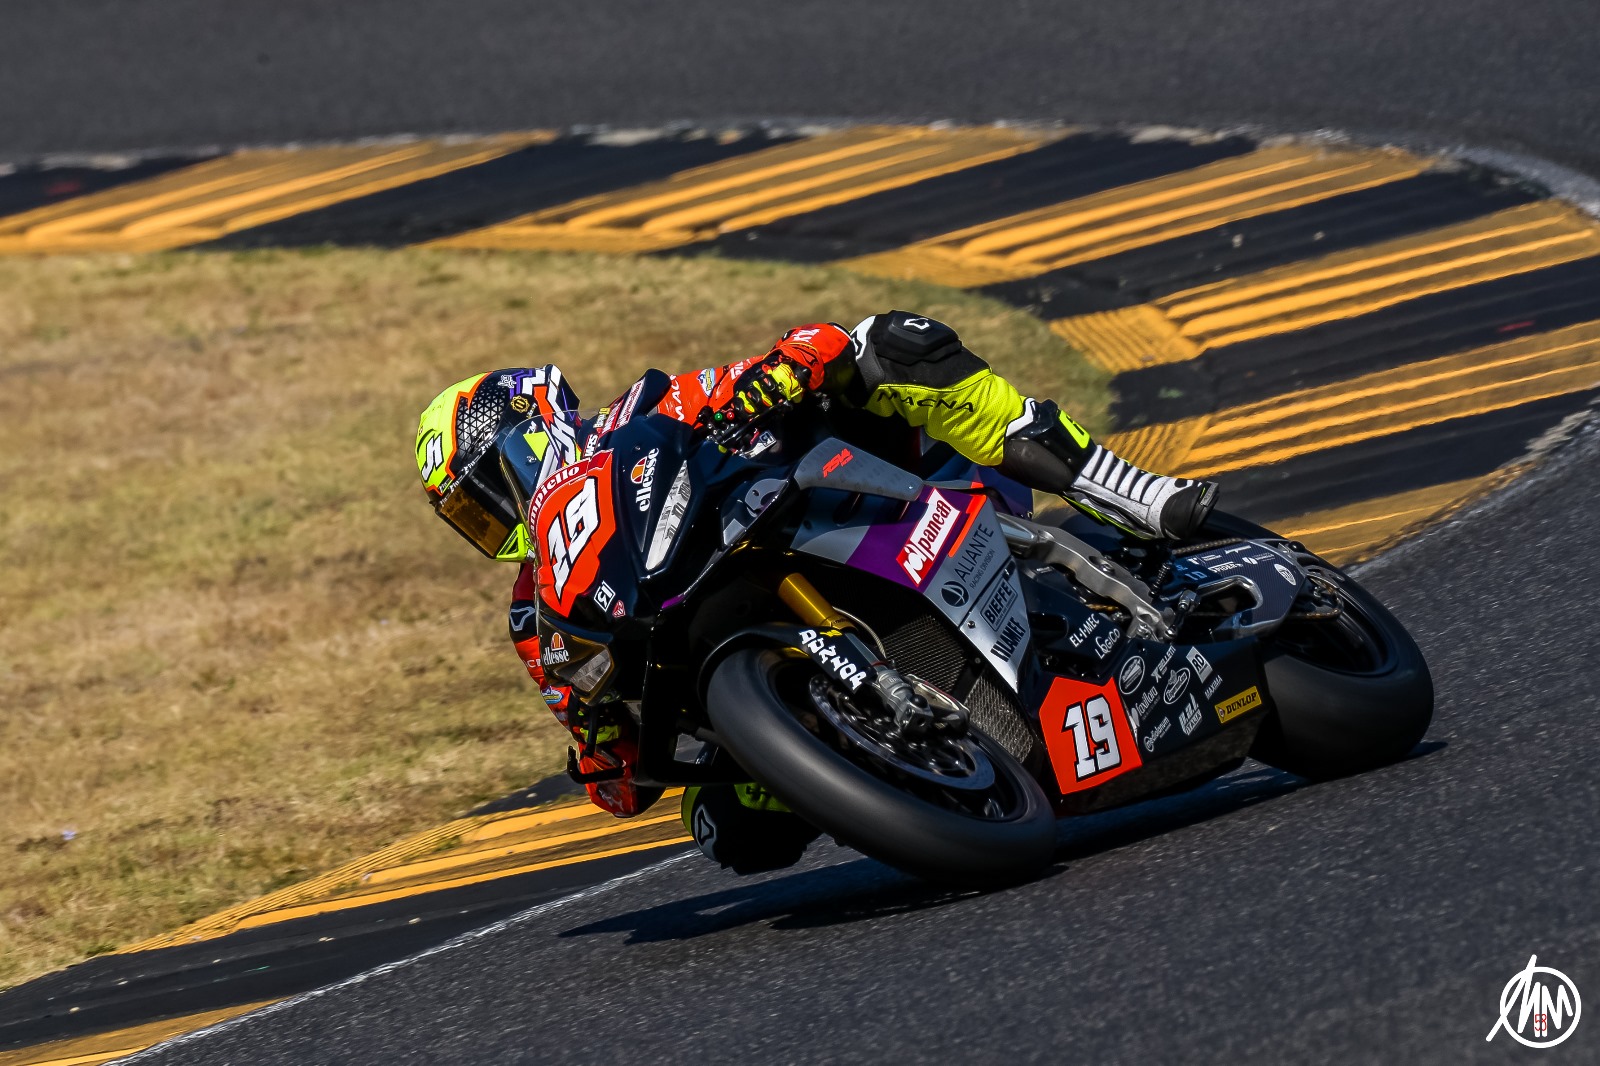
[1059,200,1600,373]
[432,126,1054,254]
[0,135,550,253]
[361,810,686,887]
[1275,476,1499,564]
[119,790,683,952]
[230,830,690,931]
[1107,319,1600,476]
[837,145,1425,287]
[0,1000,279,1066]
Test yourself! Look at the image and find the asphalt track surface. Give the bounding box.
[7,3,1597,1062]
[5,0,1600,182]
[133,425,1600,1063]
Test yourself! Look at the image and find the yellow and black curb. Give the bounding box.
[5,121,1600,1063]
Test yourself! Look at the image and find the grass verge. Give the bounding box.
[0,247,1107,987]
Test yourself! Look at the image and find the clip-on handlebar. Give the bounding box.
[697,399,795,453]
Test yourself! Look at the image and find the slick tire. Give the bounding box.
[1195,512,1435,780]
[706,649,1057,888]
[1251,575,1434,780]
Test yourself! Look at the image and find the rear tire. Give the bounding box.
[1190,509,1434,778]
[706,649,1057,887]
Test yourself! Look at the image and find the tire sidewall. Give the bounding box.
[1253,572,1435,779]
[706,649,1058,886]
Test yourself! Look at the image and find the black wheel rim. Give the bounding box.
[1271,577,1395,675]
[767,658,1029,822]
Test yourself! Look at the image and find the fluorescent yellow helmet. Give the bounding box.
[416,367,582,561]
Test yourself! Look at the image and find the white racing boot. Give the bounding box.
[1069,444,1218,540]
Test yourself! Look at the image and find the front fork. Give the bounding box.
[776,573,965,739]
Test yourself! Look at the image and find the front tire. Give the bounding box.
[706,649,1057,887]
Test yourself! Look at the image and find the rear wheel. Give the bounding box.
[1252,569,1434,779]
[1193,512,1433,779]
[705,649,1057,887]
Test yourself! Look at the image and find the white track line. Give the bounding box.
[120,852,693,1064]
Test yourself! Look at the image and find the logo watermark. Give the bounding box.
[1487,955,1582,1048]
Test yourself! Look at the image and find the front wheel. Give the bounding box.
[705,649,1057,887]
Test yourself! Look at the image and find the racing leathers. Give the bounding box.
[511,310,1218,869]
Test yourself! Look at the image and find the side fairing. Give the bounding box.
[1033,637,1271,796]
[792,486,1031,687]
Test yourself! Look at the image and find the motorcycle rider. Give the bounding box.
[416,311,1218,874]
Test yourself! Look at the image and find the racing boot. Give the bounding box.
[1068,443,1218,541]
[1001,399,1218,540]
[681,783,822,875]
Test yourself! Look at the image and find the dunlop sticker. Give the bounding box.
[1213,685,1262,724]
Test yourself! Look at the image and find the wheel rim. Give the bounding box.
[1272,576,1395,675]
[768,658,1028,822]
[807,675,997,791]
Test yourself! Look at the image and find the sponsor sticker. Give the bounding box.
[940,580,969,608]
[592,582,616,612]
[1162,668,1191,705]
[1204,673,1223,699]
[989,617,1027,662]
[1185,646,1213,682]
[1275,562,1298,585]
[1179,697,1203,735]
[821,448,854,477]
[1067,614,1103,650]
[698,368,717,393]
[1214,685,1262,724]
[1141,716,1171,752]
[979,575,1017,628]
[949,519,999,593]
[896,490,959,586]
[544,632,571,665]
[615,379,645,429]
[1118,655,1146,694]
[798,628,870,692]
[510,395,531,413]
[611,600,626,619]
[1127,685,1159,731]
[630,449,658,512]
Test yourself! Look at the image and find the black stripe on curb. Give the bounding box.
[0,156,207,220]
[0,843,689,1053]
[1111,254,1600,429]
[977,167,1543,318]
[203,133,792,250]
[1219,387,1600,523]
[687,132,1256,263]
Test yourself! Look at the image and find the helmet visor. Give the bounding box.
[434,461,528,560]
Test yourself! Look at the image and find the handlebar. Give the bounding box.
[697,399,795,453]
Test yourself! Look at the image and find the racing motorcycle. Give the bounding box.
[504,375,1433,886]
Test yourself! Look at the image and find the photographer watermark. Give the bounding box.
[1487,955,1582,1048]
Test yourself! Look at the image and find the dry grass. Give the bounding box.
[0,247,1108,987]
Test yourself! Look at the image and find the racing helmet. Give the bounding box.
[415,367,583,561]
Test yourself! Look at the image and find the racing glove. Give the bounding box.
[727,323,855,420]
[730,360,806,418]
